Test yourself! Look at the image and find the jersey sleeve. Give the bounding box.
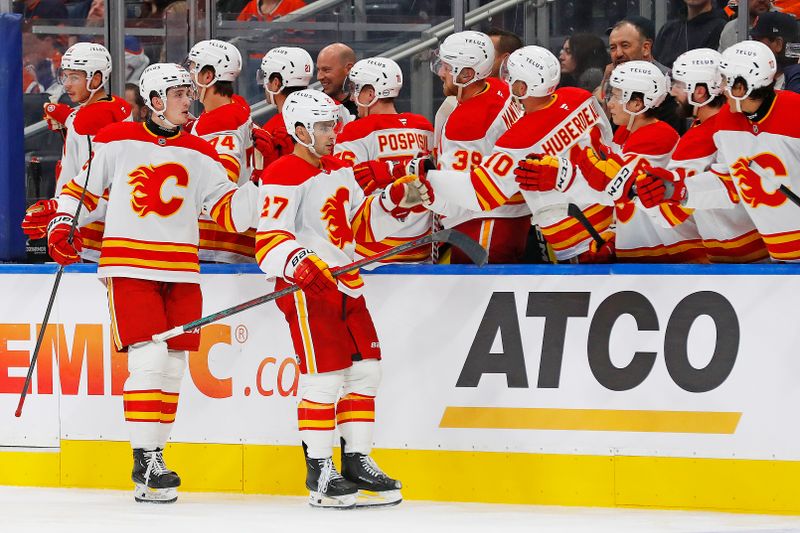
[348,173,408,244]
[56,141,112,217]
[333,138,370,166]
[254,182,303,279]
[200,159,259,232]
[204,129,246,182]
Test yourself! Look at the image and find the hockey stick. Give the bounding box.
[15,136,94,418]
[152,228,488,343]
[567,203,606,247]
[749,161,800,209]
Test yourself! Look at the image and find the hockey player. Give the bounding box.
[46,63,259,502]
[253,46,314,170]
[256,89,419,508]
[415,46,617,262]
[638,40,800,262]
[517,60,707,262]
[21,42,131,261]
[430,30,528,263]
[186,39,256,263]
[333,56,435,262]
[634,49,768,263]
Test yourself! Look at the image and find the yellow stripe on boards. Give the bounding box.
[439,407,742,434]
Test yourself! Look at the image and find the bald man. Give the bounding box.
[317,42,358,118]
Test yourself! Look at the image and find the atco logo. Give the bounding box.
[128,162,189,217]
[321,187,354,249]
[732,153,788,208]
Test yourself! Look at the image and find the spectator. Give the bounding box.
[774,0,800,18]
[718,0,772,51]
[558,33,608,93]
[124,36,150,83]
[654,0,728,68]
[751,10,800,92]
[316,42,358,118]
[124,83,149,122]
[486,27,523,77]
[603,17,683,133]
[237,0,305,21]
[21,0,68,20]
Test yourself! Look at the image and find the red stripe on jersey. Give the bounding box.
[702,230,768,263]
[63,180,101,211]
[208,189,237,231]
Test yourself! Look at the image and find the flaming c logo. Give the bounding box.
[128,162,189,217]
[321,187,354,249]
[732,153,788,209]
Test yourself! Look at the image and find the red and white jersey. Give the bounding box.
[667,114,767,263]
[333,112,435,262]
[611,121,708,263]
[436,77,528,227]
[57,95,132,261]
[694,91,800,262]
[55,122,259,283]
[190,95,256,263]
[428,87,615,260]
[256,154,407,297]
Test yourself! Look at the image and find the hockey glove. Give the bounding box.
[406,153,436,180]
[42,102,72,131]
[22,199,58,239]
[47,213,82,265]
[636,167,687,208]
[381,175,425,219]
[354,160,395,195]
[272,128,295,157]
[577,232,616,264]
[514,154,575,192]
[286,248,337,296]
[574,146,638,201]
[252,127,280,169]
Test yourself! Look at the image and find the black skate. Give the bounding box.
[132,448,181,504]
[341,438,402,507]
[303,442,357,509]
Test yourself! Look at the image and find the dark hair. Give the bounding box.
[626,92,660,119]
[566,33,610,77]
[733,76,775,101]
[125,82,145,108]
[199,65,234,97]
[485,27,523,56]
[611,16,655,42]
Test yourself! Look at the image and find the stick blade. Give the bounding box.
[432,229,489,266]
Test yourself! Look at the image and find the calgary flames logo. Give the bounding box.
[731,153,788,209]
[321,187,354,249]
[128,162,189,217]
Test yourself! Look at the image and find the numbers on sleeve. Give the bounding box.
[452,150,483,171]
[261,195,289,219]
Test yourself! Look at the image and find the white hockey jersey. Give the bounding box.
[333,112,434,262]
[428,87,615,261]
[666,113,767,263]
[609,122,708,263]
[435,77,528,228]
[190,94,256,263]
[55,95,132,261]
[685,91,800,262]
[56,121,259,283]
[256,154,407,297]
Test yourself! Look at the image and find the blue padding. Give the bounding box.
[0,263,797,275]
[0,14,26,261]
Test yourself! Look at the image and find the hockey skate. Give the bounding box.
[341,439,402,508]
[303,443,358,509]
[132,448,181,503]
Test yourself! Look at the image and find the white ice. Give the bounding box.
[2,486,800,533]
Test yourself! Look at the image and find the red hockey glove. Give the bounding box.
[22,199,58,239]
[46,213,82,265]
[514,154,575,192]
[286,248,337,296]
[42,102,72,131]
[252,127,280,169]
[272,127,295,157]
[381,175,422,219]
[574,146,639,201]
[577,231,616,264]
[636,167,687,208]
[354,160,395,195]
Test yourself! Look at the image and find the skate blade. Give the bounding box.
[308,491,357,509]
[354,489,402,508]
[134,483,177,504]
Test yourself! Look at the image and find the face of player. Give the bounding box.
[559,39,576,74]
[60,69,99,103]
[606,88,643,126]
[438,63,476,97]
[609,23,649,66]
[725,80,761,114]
[264,75,283,105]
[152,86,193,126]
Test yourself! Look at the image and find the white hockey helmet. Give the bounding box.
[609,60,668,113]
[431,30,494,87]
[186,39,242,87]
[670,48,724,108]
[257,46,314,94]
[282,89,343,154]
[139,63,195,127]
[345,57,403,108]
[719,40,776,109]
[59,42,112,100]
[500,45,560,99]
